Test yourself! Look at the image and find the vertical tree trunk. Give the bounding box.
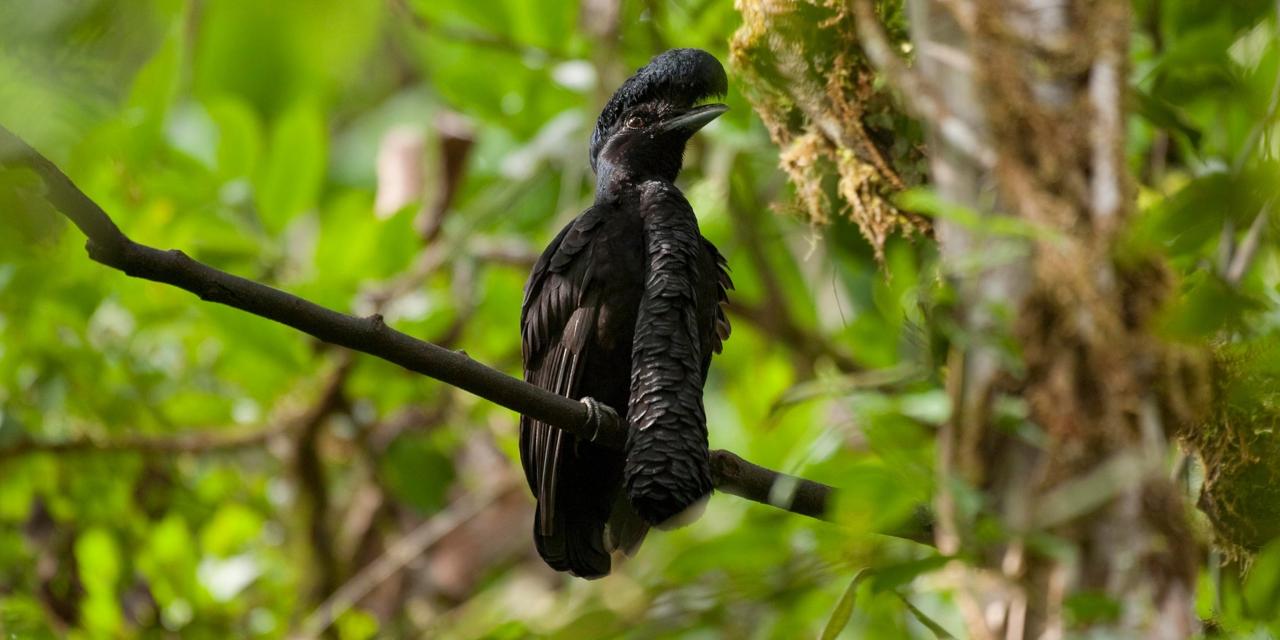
[908,0,1200,637]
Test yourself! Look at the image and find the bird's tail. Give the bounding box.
[532,505,611,579]
[533,486,649,580]
[531,440,635,579]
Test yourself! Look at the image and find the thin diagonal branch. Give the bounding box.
[0,425,285,461]
[0,125,837,522]
[299,480,519,638]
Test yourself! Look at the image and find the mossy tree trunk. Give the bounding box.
[908,0,1201,636]
[733,0,1210,636]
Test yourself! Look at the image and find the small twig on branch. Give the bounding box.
[0,125,836,522]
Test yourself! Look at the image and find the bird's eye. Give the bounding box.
[625,116,645,129]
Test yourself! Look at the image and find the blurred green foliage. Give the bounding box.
[0,0,1276,638]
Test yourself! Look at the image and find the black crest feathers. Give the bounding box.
[589,49,728,172]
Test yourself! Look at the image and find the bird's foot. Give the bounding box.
[579,396,617,444]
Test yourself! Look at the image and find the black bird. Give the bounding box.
[519,49,733,578]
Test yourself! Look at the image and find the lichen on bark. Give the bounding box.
[729,0,928,259]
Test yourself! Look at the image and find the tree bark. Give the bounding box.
[734,0,1215,635]
[901,0,1200,636]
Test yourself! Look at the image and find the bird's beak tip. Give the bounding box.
[659,103,729,134]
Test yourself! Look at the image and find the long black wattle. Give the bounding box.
[624,181,714,525]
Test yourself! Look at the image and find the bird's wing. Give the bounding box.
[701,238,733,378]
[519,207,606,536]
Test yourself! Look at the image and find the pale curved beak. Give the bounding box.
[657,103,729,134]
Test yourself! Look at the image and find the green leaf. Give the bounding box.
[150,514,197,569]
[831,462,928,535]
[821,569,871,640]
[254,102,328,231]
[898,593,956,639]
[896,188,1059,242]
[550,610,622,640]
[0,167,63,249]
[380,433,455,514]
[200,503,264,557]
[0,592,57,638]
[1146,24,1237,96]
[205,302,307,374]
[869,555,950,594]
[337,608,380,640]
[0,459,36,521]
[1064,590,1122,626]
[76,528,124,635]
[206,96,264,180]
[1245,538,1280,619]
[76,528,121,591]
[126,14,185,134]
[1133,88,1203,148]
[1159,271,1265,338]
[138,514,199,612]
[1145,171,1237,256]
[193,0,383,116]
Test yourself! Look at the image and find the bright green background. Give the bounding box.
[0,0,1277,638]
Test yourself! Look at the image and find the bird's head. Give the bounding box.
[590,49,728,188]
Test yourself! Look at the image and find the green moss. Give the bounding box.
[1188,338,1280,558]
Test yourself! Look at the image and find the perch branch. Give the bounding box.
[0,125,837,521]
[709,450,830,519]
